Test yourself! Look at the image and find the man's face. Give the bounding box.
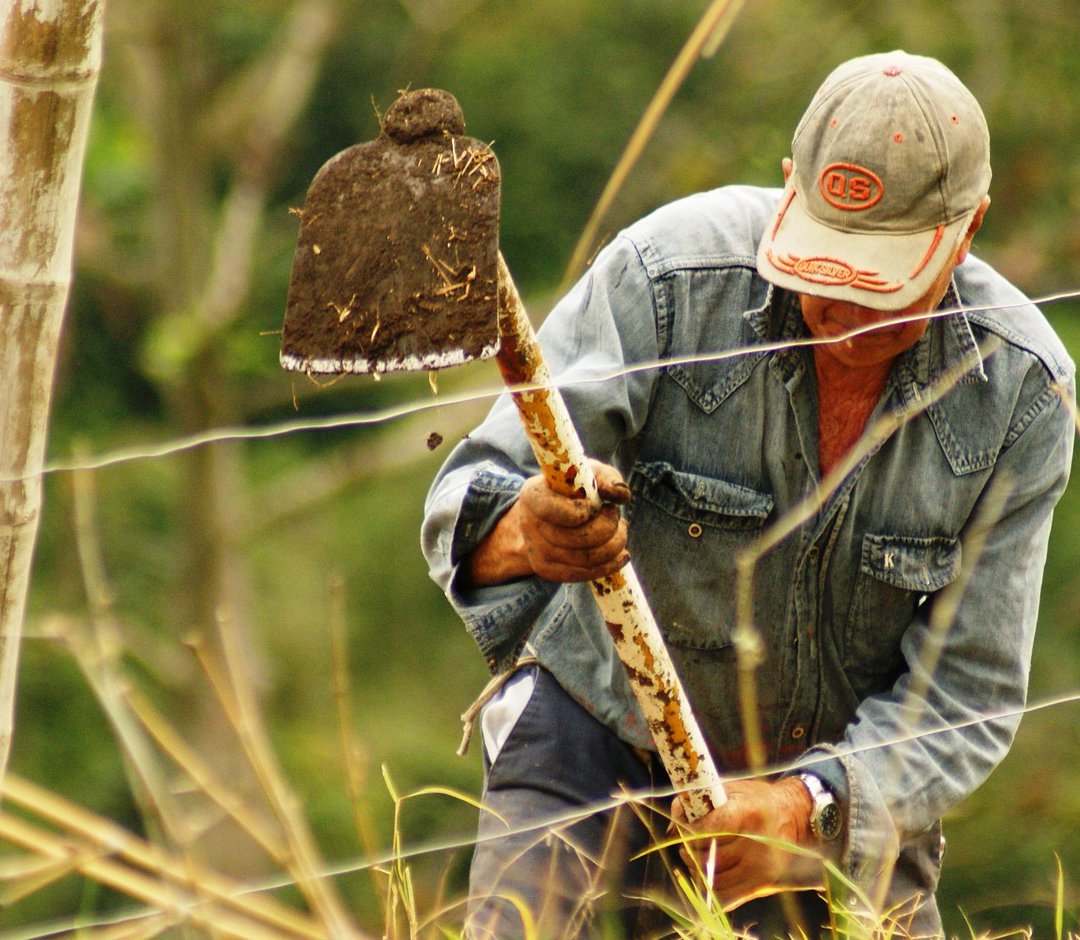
[782,159,988,370]
[798,261,950,369]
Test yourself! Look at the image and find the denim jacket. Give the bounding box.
[422,186,1075,923]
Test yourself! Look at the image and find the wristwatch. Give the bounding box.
[798,773,842,842]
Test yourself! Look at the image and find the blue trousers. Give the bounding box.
[465,667,830,939]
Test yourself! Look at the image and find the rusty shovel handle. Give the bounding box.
[494,253,726,820]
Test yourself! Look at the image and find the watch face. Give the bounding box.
[818,802,842,841]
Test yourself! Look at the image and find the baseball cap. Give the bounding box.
[756,50,991,310]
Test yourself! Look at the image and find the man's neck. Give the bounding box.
[813,350,895,475]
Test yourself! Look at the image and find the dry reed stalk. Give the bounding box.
[91,911,177,940]
[0,809,292,940]
[328,575,386,906]
[190,618,364,938]
[67,451,361,937]
[562,0,747,287]
[69,460,204,853]
[0,773,326,939]
[903,471,1014,708]
[7,462,353,937]
[69,455,254,938]
[123,686,291,864]
[854,471,1013,913]
[0,850,80,907]
[724,336,1006,930]
[732,336,1003,774]
[1056,381,1080,436]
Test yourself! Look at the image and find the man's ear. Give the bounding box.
[956,195,991,265]
[782,158,794,183]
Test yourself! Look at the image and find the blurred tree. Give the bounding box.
[51,0,351,880]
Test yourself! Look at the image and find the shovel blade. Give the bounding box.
[281,89,501,375]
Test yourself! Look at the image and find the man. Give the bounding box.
[422,51,1074,938]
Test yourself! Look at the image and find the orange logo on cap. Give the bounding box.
[819,163,883,210]
[765,250,902,294]
[793,257,857,285]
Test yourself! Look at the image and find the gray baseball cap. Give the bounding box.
[757,50,991,310]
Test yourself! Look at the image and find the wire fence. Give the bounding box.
[6,0,1080,934]
[5,282,1078,939]
[26,287,1080,484]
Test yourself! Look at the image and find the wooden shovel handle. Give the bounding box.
[494,253,726,820]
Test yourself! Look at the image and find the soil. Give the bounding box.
[280,89,501,375]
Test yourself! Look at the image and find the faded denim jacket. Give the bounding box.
[422,186,1075,924]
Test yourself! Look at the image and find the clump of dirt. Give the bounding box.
[281,88,500,375]
[383,88,466,142]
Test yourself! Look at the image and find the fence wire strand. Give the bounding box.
[9,687,1079,940]
[25,286,1080,486]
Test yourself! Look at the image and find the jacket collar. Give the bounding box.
[894,280,988,392]
[747,279,988,392]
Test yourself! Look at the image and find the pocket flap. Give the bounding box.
[632,462,773,526]
[860,534,962,592]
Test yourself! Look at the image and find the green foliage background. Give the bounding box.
[7,0,1080,935]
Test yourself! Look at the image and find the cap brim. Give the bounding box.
[757,182,972,311]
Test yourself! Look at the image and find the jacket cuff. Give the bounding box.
[446,464,559,673]
[449,464,525,567]
[790,745,900,910]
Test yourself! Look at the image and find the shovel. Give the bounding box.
[280,89,726,820]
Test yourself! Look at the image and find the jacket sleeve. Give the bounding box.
[803,367,1075,901]
[420,234,662,673]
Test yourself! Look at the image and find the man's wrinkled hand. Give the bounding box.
[669,776,820,910]
[465,460,632,587]
[517,461,631,582]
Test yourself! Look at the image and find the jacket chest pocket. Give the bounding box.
[626,462,773,651]
[844,533,962,683]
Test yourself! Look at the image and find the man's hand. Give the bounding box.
[466,461,632,586]
[669,777,820,909]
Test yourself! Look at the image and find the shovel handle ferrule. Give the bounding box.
[494,254,726,820]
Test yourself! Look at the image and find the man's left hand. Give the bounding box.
[669,776,821,909]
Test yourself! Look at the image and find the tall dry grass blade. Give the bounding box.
[561,0,748,287]
[1055,382,1080,437]
[69,459,188,825]
[192,614,366,938]
[733,337,1003,776]
[0,852,81,907]
[123,686,291,865]
[0,810,293,940]
[69,455,221,937]
[0,773,327,939]
[91,912,177,940]
[328,574,385,906]
[904,471,1015,710]
[854,469,1013,914]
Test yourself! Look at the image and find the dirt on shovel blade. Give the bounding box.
[281,89,501,375]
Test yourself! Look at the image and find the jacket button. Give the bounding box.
[688,523,703,538]
[791,726,805,740]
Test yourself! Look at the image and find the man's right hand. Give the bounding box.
[465,461,632,587]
